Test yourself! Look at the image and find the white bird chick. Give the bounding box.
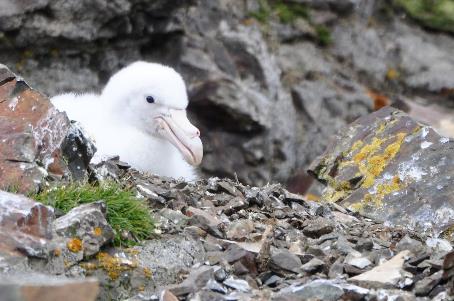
[51,61,203,181]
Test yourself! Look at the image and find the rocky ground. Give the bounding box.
[1,159,454,300]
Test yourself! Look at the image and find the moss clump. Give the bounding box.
[315,25,332,46]
[249,0,332,46]
[34,182,154,246]
[250,0,309,24]
[394,0,454,33]
[274,2,309,23]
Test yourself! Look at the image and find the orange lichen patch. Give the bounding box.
[305,193,320,202]
[241,18,256,26]
[53,248,62,257]
[67,238,83,253]
[386,68,399,80]
[367,90,390,110]
[93,227,103,237]
[96,252,139,280]
[143,267,153,279]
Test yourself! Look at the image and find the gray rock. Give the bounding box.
[302,217,335,238]
[344,253,372,270]
[223,276,251,292]
[396,235,425,255]
[355,238,374,252]
[168,266,213,297]
[269,249,302,274]
[414,270,443,296]
[226,220,255,241]
[0,191,55,258]
[276,279,345,301]
[53,201,114,257]
[60,121,96,180]
[301,258,325,273]
[309,107,454,234]
[205,279,228,294]
[350,250,413,288]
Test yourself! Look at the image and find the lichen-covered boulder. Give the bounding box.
[309,107,454,236]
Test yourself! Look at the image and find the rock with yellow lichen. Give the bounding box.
[53,201,114,258]
[308,106,454,235]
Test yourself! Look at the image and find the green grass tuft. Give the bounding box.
[394,0,454,33]
[250,0,309,24]
[275,2,309,23]
[315,25,332,46]
[34,182,154,247]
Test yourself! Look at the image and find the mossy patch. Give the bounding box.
[315,25,332,46]
[33,182,155,247]
[250,0,309,24]
[393,0,454,33]
[249,0,331,45]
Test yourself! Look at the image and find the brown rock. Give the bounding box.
[0,273,99,301]
[0,65,70,192]
[0,190,54,257]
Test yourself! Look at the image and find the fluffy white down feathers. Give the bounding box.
[51,61,203,181]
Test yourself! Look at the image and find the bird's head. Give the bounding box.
[101,61,203,166]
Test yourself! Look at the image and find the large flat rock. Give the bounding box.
[309,107,454,235]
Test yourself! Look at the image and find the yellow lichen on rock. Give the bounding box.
[322,129,407,206]
[356,132,406,188]
[350,175,405,213]
[353,137,383,163]
[143,267,153,279]
[96,252,139,280]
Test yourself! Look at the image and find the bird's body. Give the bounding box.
[51,62,203,181]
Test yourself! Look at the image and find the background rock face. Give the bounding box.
[1,0,454,188]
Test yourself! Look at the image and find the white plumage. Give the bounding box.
[51,61,203,181]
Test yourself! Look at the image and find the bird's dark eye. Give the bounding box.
[146,96,155,103]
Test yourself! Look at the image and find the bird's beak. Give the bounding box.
[155,109,203,166]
